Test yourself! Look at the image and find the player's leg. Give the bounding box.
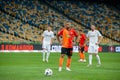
[58,47,65,71]
[87,46,93,67]
[42,43,47,62]
[66,48,73,71]
[95,53,101,66]
[59,54,65,71]
[88,53,92,65]
[66,56,72,71]
[46,44,51,62]
[94,46,101,66]
[82,47,86,62]
[42,48,46,62]
[78,46,83,62]
[80,47,86,62]
[42,48,45,61]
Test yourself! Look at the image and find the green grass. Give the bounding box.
[0,52,120,80]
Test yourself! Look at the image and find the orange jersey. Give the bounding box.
[79,33,86,47]
[58,28,78,48]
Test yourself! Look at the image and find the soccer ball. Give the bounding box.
[44,68,53,76]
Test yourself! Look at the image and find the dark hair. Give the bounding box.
[79,29,83,32]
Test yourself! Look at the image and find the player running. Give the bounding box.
[77,29,86,62]
[57,22,78,71]
[87,25,103,67]
[41,26,54,62]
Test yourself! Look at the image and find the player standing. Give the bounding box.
[87,25,103,67]
[41,26,54,62]
[57,22,78,71]
[77,29,86,62]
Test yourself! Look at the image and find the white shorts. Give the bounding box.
[88,45,99,53]
[42,43,51,51]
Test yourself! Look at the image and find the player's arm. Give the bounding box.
[83,34,87,47]
[73,29,79,45]
[85,37,89,47]
[98,36,103,44]
[50,38,54,44]
[96,31,103,45]
[85,32,89,46]
[76,35,80,44]
[41,31,45,43]
[57,35,60,42]
[41,36,44,42]
[73,36,78,45]
[50,33,54,44]
[57,29,63,44]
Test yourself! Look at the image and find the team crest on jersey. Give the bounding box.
[67,34,70,38]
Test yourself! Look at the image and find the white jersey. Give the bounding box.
[87,30,102,46]
[42,30,54,44]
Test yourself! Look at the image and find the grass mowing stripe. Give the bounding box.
[0,52,120,80]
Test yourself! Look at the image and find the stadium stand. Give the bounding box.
[0,0,84,43]
[44,0,120,42]
[0,0,119,45]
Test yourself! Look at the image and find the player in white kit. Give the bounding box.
[42,26,54,62]
[87,25,103,67]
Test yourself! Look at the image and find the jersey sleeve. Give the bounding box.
[97,30,102,36]
[87,31,90,37]
[58,29,63,36]
[83,34,86,40]
[42,31,45,37]
[74,30,78,37]
[51,32,54,38]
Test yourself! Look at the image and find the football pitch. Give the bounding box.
[0,52,120,80]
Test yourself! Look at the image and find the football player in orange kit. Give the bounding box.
[57,22,78,71]
[77,29,87,62]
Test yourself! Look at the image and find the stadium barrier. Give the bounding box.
[0,44,120,53]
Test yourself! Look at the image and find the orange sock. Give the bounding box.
[79,53,82,59]
[59,57,64,67]
[66,58,71,68]
[82,53,85,60]
[79,53,81,59]
[80,53,85,60]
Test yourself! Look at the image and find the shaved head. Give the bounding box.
[91,25,95,31]
[47,26,52,31]
[64,22,71,30]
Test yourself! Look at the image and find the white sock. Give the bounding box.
[46,51,50,61]
[89,54,92,65]
[96,55,101,64]
[42,50,46,61]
